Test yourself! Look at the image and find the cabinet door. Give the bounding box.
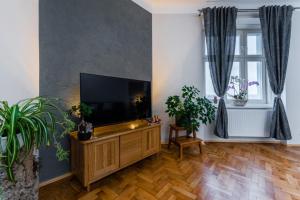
[88,137,119,181]
[142,127,160,157]
[120,132,142,167]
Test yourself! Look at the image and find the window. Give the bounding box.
[204,29,268,104]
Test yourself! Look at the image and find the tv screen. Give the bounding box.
[80,73,152,126]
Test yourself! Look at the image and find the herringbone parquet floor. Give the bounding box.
[39,143,300,200]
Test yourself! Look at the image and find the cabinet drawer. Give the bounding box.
[88,137,119,181]
[142,127,160,157]
[120,131,142,167]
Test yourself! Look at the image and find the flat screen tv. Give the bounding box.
[80,73,152,126]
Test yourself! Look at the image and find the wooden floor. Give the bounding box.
[39,143,300,200]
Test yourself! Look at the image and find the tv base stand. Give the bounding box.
[70,120,161,191]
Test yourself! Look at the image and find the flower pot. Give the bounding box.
[175,115,186,127]
[0,148,39,200]
[0,133,24,153]
[77,132,92,141]
[233,99,248,106]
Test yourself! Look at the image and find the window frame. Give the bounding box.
[204,29,269,105]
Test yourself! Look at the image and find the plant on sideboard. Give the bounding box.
[69,103,93,141]
[69,102,93,121]
[165,86,216,133]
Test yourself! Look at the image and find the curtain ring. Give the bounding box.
[276,94,281,98]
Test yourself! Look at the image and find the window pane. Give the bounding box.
[247,61,263,100]
[231,62,240,77]
[227,62,240,98]
[205,62,215,97]
[205,36,240,56]
[235,35,240,55]
[247,33,262,55]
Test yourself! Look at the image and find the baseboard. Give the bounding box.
[161,139,281,145]
[203,139,281,144]
[284,144,300,147]
[39,172,73,188]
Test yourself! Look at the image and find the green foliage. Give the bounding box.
[0,153,6,168]
[165,86,216,132]
[55,143,69,161]
[70,103,93,120]
[0,97,75,182]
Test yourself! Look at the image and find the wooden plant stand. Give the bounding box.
[168,124,202,160]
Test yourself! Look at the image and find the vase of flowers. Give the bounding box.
[69,103,93,141]
[227,76,259,106]
[77,120,93,141]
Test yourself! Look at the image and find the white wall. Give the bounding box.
[286,11,300,145]
[0,0,39,105]
[153,13,300,144]
[152,14,204,142]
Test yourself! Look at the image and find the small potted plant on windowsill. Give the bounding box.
[227,76,259,106]
[165,86,216,133]
[69,103,93,141]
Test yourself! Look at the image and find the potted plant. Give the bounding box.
[69,103,93,141]
[0,97,74,200]
[77,120,93,141]
[165,86,216,133]
[0,153,4,200]
[227,76,259,106]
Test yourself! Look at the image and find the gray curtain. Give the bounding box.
[203,7,238,138]
[259,5,293,140]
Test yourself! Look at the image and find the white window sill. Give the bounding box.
[226,104,273,109]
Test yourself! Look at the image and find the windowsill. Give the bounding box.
[226,104,273,109]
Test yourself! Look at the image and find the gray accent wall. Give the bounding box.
[39,0,152,181]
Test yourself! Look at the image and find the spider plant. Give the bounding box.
[0,97,75,182]
[0,153,4,200]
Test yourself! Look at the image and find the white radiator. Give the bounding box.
[227,109,272,138]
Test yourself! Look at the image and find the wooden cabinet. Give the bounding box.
[120,132,142,167]
[70,121,161,191]
[142,127,160,157]
[88,137,119,181]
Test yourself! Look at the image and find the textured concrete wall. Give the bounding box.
[39,0,152,181]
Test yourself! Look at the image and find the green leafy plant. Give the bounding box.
[69,103,93,120]
[165,86,216,132]
[0,97,75,181]
[69,103,93,137]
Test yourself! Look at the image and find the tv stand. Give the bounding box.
[70,120,161,191]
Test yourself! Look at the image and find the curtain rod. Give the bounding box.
[198,7,300,16]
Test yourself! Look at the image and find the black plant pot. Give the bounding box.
[175,115,193,135]
[175,115,187,127]
[77,132,92,141]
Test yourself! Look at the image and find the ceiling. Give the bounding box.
[132,0,300,13]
